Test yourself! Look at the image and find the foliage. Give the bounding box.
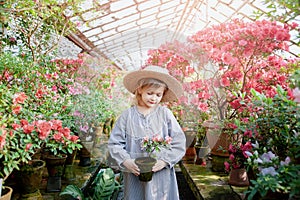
[224,137,252,171]
[0,52,82,181]
[0,0,83,62]
[60,168,122,200]
[69,54,130,140]
[253,0,300,53]
[189,19,296,121]
[141,135,172,158]
[234,87,300,199]
[72,89,113,141]
[90,168,122,200]
[60,185,84,200]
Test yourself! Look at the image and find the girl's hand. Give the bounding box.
[152,160,167,172]
[122,159,140,176]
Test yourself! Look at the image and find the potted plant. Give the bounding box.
[233,86,300,199]
[187,19,298,160]
[60,167,122,200]
[0,52,84,196]
[72,89,113,142]
[224,138,252,187]
[135,134,172,182]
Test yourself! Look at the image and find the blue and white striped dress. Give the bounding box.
[108,105,186,200]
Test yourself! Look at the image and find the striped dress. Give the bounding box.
[108,105,186,200]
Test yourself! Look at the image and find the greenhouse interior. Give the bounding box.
[0,0,299,200]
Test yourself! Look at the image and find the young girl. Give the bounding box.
[108,65,186,200]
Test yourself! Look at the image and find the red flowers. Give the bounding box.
[13,92,27,104]
[225,141,253,172]
[9,119,81,155]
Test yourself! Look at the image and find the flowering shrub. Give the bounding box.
[69,54,129,140]
[233,87,300,199]
[189,19,296,121]
[224,140,252,172]
[146,41,209,136]
[140,135,172,157]
[72,89,113,141]
[12,119,81,156]
[245,146,300,199]
[0,53,82,181]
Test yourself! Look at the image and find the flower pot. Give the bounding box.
[211,154,228,172]
[206,128,230,157]
[195,146,210,165]
[228,168,249,187]
[45,154,67,177]
[44,154,67,192]
[65,150,77,165]
[0,186,13,200]
[79,140,94,167]
[183,132,197,163]
[18,159,45,195]
[62,150,77,181]
[134,157,156,182]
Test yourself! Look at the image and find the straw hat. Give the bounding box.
[123,65,183,102]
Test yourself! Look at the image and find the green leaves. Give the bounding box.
[59,168,122,200]
[91,168,122,200]
[60,184,85,200]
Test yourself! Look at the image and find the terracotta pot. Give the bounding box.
[44,154,67,192]
[207,130,230,157]
[18,159,45,195]
[228,168,249,187]
[135,157,156,182]
[65,150,77,165]
[0,186,13,200]
[44,154,67,177]
[79,141,94,166]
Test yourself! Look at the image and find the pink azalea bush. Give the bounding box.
[188,19,299,172]
[146,19,299,172]
[146,41,209,130]
[69,54,129,141]
[188,19,297,121]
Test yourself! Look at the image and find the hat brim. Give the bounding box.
[123,69,183,102]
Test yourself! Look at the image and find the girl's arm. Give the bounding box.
[107,113,131,170]
[158,108,186,168]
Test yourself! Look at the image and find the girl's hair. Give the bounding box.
[133,78,168,105]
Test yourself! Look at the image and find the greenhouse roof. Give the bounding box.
[64,0,296,71]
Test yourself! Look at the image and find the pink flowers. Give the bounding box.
[10,119,80,155]
[141,134,172,157]
[224,141,253,172]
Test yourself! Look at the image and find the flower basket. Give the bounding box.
[134,157,157,182]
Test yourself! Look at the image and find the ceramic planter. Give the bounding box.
[134,157,156,182]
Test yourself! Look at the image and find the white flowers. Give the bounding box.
[249,149,291,177]
[260,167,278,176]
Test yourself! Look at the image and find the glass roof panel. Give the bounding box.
[65,0,298,71]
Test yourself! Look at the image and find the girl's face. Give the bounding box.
[138,86,165,108]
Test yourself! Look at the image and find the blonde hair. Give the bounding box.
[132,78,168,106]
